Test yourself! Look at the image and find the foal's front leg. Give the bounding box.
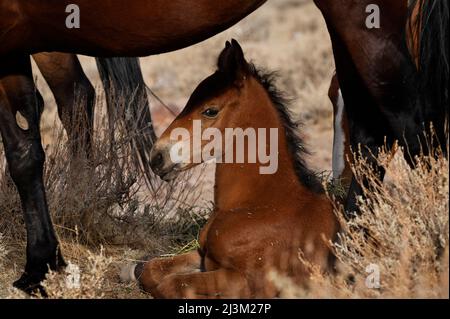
[0,55,65,294]
[152,268,251,299]
[136,251,202,293]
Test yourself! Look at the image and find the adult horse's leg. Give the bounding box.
[32,53,95,158]
[344,0,449,215]
[314,1,421,216]
[0,55,65,293]
[343,115,389,216]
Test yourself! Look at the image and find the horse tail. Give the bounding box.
[408,0,449,124]
[95,57,156,186]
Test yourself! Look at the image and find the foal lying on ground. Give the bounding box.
[122,40,339,298]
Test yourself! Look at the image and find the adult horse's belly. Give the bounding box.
[3,0,267,56]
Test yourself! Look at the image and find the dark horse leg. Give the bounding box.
[33,53,95,158]
[0,55,65,294]
[344,132,387,216]
[314,0,448,217]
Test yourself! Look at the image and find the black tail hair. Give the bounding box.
[95,57,156,185]
[408,0,449,115]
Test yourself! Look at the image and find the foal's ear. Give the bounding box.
[217,39,248,82]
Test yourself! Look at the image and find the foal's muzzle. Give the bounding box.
[150,152,164,173]
[149,145,180,181]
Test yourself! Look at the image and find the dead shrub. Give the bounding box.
[271,136,449,298]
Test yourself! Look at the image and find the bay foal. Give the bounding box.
[123,40,338,298]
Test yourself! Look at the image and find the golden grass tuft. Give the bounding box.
[41,247,112,299]
[271,140,449,298]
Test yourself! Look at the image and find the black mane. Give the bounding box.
[247,63,324,193]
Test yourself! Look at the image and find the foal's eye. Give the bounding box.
[202,107,219,119]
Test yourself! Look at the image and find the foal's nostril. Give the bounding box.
[150,152,165,172]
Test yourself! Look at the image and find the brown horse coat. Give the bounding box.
[131,40,338,298]
[1,0,267,56]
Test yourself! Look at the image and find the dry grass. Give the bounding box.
[270,141,449,299]
[0,233,10,297]
[39,248,112,299]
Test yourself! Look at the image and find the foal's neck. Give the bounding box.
[214,83,316,212]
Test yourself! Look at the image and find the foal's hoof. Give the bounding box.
[119,263,137,283]
[120,260,147,283]
[13,272,48,297]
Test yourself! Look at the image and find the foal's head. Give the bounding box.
[150,40,263,180]
[150,40,318,191]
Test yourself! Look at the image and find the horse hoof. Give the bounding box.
[13,272,48,297]
[119,263,137,283]
[120,260,147,283]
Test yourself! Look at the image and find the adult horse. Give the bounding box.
[122,40,338,298]
[315,0,448,215]
[0,0,267,293]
